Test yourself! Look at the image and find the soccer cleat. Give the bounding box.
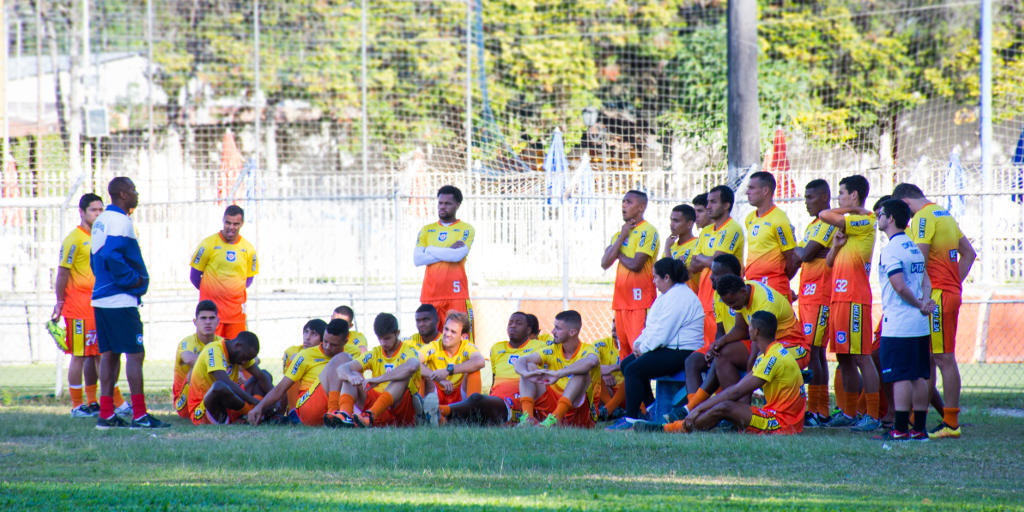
[87,402,101,415]
[928,422,961,439]
[632,420,665,433]
[873,429,909,441]
[604,417,635,431]
[411,393,425,425]
[824,413,857,428]
[46,320,68,352]
[322,411,353,428]
[516,412,538,428]
[71,404,96,418]
[130,414,171,429]
[286,408,302,425]
[850,415,881,432]
[95,415,130,430]
[353,411,374,428]
[421,392,440,427]
[538,414,558,428]
[663,404,689,424]
[114,401,133,419]
[803,412,823,428]
[909,429,930,442]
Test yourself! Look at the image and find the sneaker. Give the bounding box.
[286,408,302,425]
[411,393,425,425]
[803,412,824,428]
[824,413,857,428]
[87,402,100,415]
[421,392,440,427]
[928,422,961,439]
[850,415,881,432]
[323,410,354,428]
[353,411,374,428]
[539,414,559,428]
[516,412,539,428]
[663,405,689,424]
[46,320,68,352]
[873,429,909,441]
[604,417,635,431]
[71,404,96,418]
[114,402,133,419]
[909,429,930,442]
[130,413,171,429]
[95,415,129,430]
[632,420,665,433]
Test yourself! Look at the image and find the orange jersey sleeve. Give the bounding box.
[610,220,659,310]
[669,237,701,292]
[417,220,474,301]
[58,227,96,320]
[744,207,796,288]
[907,203,964,294]
[830,213,876,304]
[751,342,806,428]
[798,218,836,305]
[191,233,258,323]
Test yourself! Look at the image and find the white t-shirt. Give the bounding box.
[632,282,705,353]
[877,232,929,337]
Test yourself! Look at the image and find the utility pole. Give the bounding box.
[726,0,760,188]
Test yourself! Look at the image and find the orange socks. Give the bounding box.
[807,385,828,416]
[327,391,340,412]
[943,407,960,428]
[439,405,451,417]
[521,396,535,418]
[604,385,625,412]
[664,420,686,433]
[69,386,84,408]
[842,391,860,417]
[687,388,710,410]
[369,391,395,417]
[552,396,573,420]
[466,371,482,395]
[338,394,355,415]
[85,384,98,404]
[857,391,867,416]
[865,392,880,420]
[112,387,125,407]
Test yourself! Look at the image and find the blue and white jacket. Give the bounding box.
[90,204,149,307]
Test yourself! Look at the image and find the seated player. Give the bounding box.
[525,313,553,343]
[186,331,273,425]
[332,305,369,356]
[639,311,806,434]
[281,319,327,410]
[714,275,810,369]
[405,304,441,349]
[172,300,222,418]
[420,311,485,405]
[247,319,352,426]
[514,310,600,428]
[327,313,421,427]
[593,320,625,420]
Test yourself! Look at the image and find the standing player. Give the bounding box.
[819,175,881,431]
[172,300,222,419]
[331,305,369,356]
[796,179,837,425]
[514,310,600,428]
[744,171,799,297]
[892,183,976,438]
[186,332,273,425]
[405,304,441,349]
[52,193,104,417]
[663,204,700,292]
[420,312,486,405]
[414,185,475,338]
[875,199,935,440]
[690,186,746,349]
[91,177,166,429]
[190,205,258,340]
[601,190,659,359]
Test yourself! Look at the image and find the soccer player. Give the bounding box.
[652,311,806,435]
[405,304,441,349]
[663,204,700,292]
[488,312,546,408]
[892,183,976,439]
[690,187,745,349]
[52,193,104,417]
[525,314,553,343]
[248,319,352,426]
[91,177,166,429]
[281,319,327,410]
[331,305,369,356]
[601,190,659,359]
[420,311,486,405]
[744,171,799,297]
[329,313,422,427]
[875,199,935,441]
[819,174,881,431]
[796,179,837,425]
[187,331,272,425]
[414,185,475,337]
[712,275,809,371]
[705,254,752,389]
[592,321,625,420]
[514,310,600,428]
[172,300,222,419]
[189,205,258,340]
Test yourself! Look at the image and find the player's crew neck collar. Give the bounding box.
[438,219,460,227]
[756,205,777,218]
[714,217,733,230]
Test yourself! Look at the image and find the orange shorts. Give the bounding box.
[190,397,251,425]
[489,379,522,411]
[746,406,802,435]
[431,299,475,342]
[799,303,830,349]
[614,309,647,360]
[295,384,326,426]
[928,289,961,354]
[173,381,191,419]
[532,386,595,428]
[435,382,465,406]
[364,387,416,427]
[64,317,99,357]
[829,302,873,355]
[699,310,716,353]
[217,321,246,340]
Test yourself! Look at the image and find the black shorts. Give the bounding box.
[95,307,145,354]
[879,335,929,383]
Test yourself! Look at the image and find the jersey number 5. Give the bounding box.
[453,281,461,293]
[834,279,848,293]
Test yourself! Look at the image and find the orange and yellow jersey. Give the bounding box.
[708,217,746,266]
[282,344,303,373]
[58,226,95,320]
[712,292,739,334]
[751,342,806,429]
[404,332,441,352]
[831,213,876,304]
[419,338,480,388]
[744,207,796,290]
[344,330,369,359]
[696,225,717,311]
[736,281,804,347]
[798,218,836,306]
[173,334,222,396]
[190,233,258,323]
[610,220,659,310]
[907,203,964,294]
[187,340,256,411]
[538,341,601,402]
[489,339,546,386]
[284,345,331,392]
[417,220,474,301]
[591,336,624,385]
[669,236,701,292]
[356,342,421,395]
[535,333,554,344]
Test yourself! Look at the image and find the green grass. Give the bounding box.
[2,363,1023,511]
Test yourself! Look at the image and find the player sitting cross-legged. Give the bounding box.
[514,310,601,428]
[187,331,273,425]
[327,313,422,428]
[172,300,223,418]
[420,311,486,406]
[331,305,369,357]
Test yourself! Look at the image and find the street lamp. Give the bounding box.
[580,106,606,174]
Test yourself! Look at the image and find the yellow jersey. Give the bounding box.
[345,330,369,359]
[173,333,222,398]
[751,342,806,433]
[284,345,331,392]
[282,344,303,373]
[404,332,441,352]
[745,206,796,294]
[356,343,421,395]
[907,203,965,294]
[58,226,95,320]
[417,220,475,301]
[187,340,256,413]
[669,236,701,292]
[609,220,659,310]
[190,233,258,323]
[798,218,836,306]
[832,213,876,304]
[712,292,739,334]
[591,336,624,386]
[537,341,601,402]
[419,338,480,387]
[735,281,805,347]
[489,339,546,386]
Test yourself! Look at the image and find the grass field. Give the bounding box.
[2,363,1023,511]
